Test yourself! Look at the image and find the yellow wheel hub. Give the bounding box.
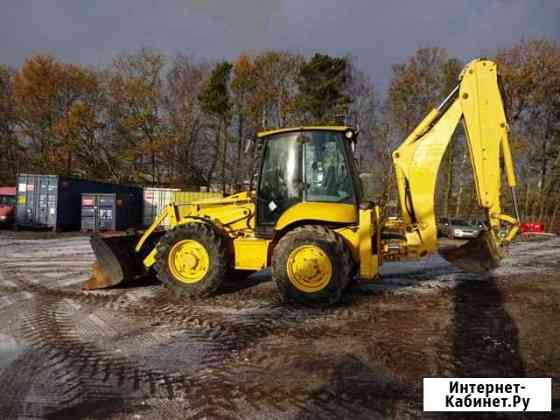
[168,239,210,284]
[286,245,332,293]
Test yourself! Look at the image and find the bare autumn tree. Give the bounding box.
[231,54,257,190]
[230,51,304,190]
[495,39,560,228]
[254,51,305,128]
[55,69,125,181]
[164,55,212,187]
[388,48,452,134]
[343,61,393,209]
[387,48,463,218]
[106,48,167,185]
[0,65,24,185]
[440,58,467,218]
[346,60,380,147]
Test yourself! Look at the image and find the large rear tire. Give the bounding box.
[272,225,353,306]
[154,223,228,297]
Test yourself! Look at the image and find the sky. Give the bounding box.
[1,0,559,91]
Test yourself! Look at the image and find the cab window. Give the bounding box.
[304,132,355,203]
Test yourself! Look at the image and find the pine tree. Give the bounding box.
[199,61,233,194]
[297,53,350,124]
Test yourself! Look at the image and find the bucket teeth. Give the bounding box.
[439,231,503,273]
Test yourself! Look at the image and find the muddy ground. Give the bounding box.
[0,231,558,419]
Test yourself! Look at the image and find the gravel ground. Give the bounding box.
[0,231,559,419]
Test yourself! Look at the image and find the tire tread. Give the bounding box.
[154,223,228,297]
[271,225,354,306]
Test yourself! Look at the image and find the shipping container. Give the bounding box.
[81,193,142,231]
[173,191,223,205]
[142,187,179,228]
[16,174,142,231]
[142,189,223,228]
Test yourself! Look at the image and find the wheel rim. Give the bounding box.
[168,239,210,284]
[286,245,332,293]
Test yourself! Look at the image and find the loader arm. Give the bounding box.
[392,59,519,270]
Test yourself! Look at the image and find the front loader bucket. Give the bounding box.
[83,233,147,290]
[439,231,504,273]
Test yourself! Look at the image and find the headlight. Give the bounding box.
[344,129,354,139]
[0,215,6,221]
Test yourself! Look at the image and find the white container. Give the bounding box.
[142,187,179,228]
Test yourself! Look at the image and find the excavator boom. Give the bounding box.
[392,59,519,271]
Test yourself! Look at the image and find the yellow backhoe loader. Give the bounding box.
[84,59,520,305]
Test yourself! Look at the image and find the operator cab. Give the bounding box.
[256,127,362,230]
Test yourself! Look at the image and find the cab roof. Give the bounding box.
[257,126,353,139]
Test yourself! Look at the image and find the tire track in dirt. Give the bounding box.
[5,293,246,419]
[1,232,426,418]
[5,268,414,418]
[141,295,417,418]
[0,235,96,313]
[7,236,556,417]
[2,267,274,417]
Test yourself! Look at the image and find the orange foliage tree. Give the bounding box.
[495,39,560,225]
[13,55,99,175]
[106,48,167,185]
[0,65,23,184]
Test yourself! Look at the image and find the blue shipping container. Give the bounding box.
[16,174,142,231]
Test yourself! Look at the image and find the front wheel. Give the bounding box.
[272,225,354,306]
[154,223,228,297]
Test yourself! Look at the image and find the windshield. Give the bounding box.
[0,195,16,206]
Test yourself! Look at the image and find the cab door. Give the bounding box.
[257,132,303,227]
[302,131,357,204]
[256,130,359,233]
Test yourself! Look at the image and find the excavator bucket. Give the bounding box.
[83,232,149,290]
[439,231,504,273]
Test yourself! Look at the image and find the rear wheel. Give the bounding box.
[154,223,228,297]
[272,225,353,306]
